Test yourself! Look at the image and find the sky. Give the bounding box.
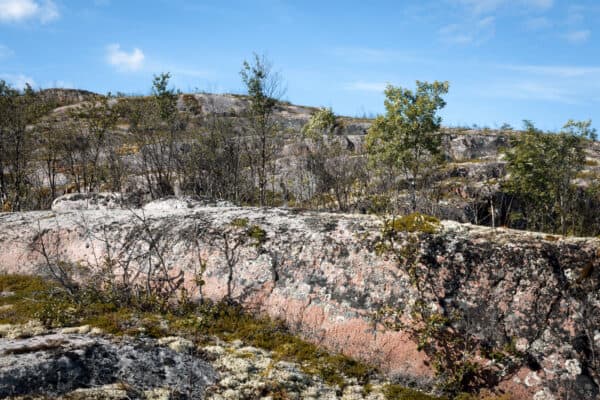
[1,0,600,131]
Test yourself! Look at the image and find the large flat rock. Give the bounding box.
[0,206,598,399]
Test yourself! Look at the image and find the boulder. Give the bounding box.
[51,192,126,212]
[0,333,216,398]
[0,206,599,399]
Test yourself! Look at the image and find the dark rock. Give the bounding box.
[0,333,216,398]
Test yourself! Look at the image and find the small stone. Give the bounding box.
[0,320,46,339]
[158,336,194,353]
[204,345,226,356]
[59,325,91,335]
[221,389,240,400]
[219,356,254,374]
[144,387,174,400]
[564,359,581,377]
[89,327,104,335]
[515,337,528,352]
[65,383,134,399]
[533,388,556,400]
[525,371,542,387]
[219,376,239,388]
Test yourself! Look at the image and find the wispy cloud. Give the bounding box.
[166,67,213,78]
[106,44,145,72]
[489,62,600,106]
[0,73,36,89]
[0,0,59,24]
[0,44,14,58]
[563,29,591,44]
[502,64,600,77]
[455,0,553,15]
[524,16,552,30]
[331,47,422,63]
[343,81,387,93]
[43,80,73,89]
[440,16,496,45]
[487,81,578,104]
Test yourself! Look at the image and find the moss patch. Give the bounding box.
[384,213,441,235]
[0,275,375,391]
[383,384,446,400]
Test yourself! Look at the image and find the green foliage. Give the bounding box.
[0,80,53,211]
[503,120,590,234]
[364,193,393,214]
[366,81,449,211]
[562,119,597,141]
[152,72,178,121]
[299,107,366,211]
[240,53,284,207]
[302,107,339,140]
[240,54,278,116]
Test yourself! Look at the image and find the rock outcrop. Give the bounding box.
[0,322,402,400]
[0,331,216,398]
[51,192,126,212]
[0,205,598,399]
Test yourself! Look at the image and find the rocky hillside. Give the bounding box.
[39,90,600,225]
[0,198,598,399]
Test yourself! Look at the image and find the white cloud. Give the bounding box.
[0,0,59,23]
[440,16,496,45]
[106,44,145,72]
[0,73,36,89]
[564,29,591,44]
[344,81,387,92]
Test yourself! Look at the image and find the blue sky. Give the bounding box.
[1,0,600,130]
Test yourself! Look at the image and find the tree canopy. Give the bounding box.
[366,81,449,211]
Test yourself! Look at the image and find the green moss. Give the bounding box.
[0,274,61,325]
[82,309,133,335]
[0,275,431,396]
[384,213,441,235]
[383,384,446,400]
[247,224,267,247]
[230,217,249,228]
[0,274,50,299]
[229,218,267,247]
[196,302,372,388]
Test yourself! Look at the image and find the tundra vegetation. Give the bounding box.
[0,54,600,399]
[0,58,598,235]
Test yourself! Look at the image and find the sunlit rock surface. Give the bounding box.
[0,204,598,399]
